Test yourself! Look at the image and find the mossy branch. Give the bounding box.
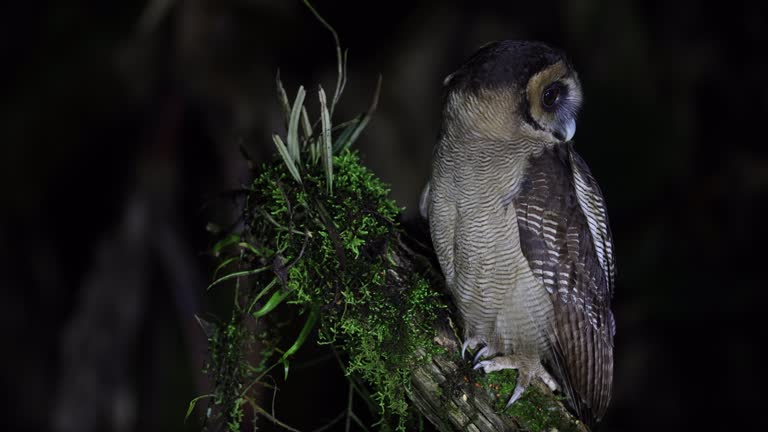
[196,3,591,431]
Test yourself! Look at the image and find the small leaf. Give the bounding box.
[213,256,239,279]
[193,315,216,339]
[318,86,333,194]
[300,106,312,142]
[245,278,278,314]
[282,357,290,380]
[193,315,215,338]
[287,86,306,164]
[252,288,291,318]
[280,309,319,379]
[302,0,343,114]
[339,75,382,152]
[272,134,302,184]
[237,241,260,256]
[333,114,362,151]
[331,44,344,113]
[212,233,240,257]
[275,69,292,124]
[208,266,270,291]
[185,394,213,422]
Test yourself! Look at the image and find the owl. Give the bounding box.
[421,40,616,424]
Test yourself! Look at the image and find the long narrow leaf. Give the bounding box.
[281,358,291,383]
[272,134,302,184]
[252,288,291,318]
[185,394,213,421]
[300,106,312,143]
[213,256,240,279]
[280,308,319,379]
[310,136,318,165]
[207,266,269,291]
[339,75,382,152]
[341,48,348,97]
[287,86,306,163]
[302,0,343,114]
[237,241,260,256]
[318,86,333,194]
[331,44,343,113]
[332,114,362,151]
[275,70,292,125]
[245,278,278,315]
[212,233,240,257]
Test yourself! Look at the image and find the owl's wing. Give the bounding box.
[513,143,615,422]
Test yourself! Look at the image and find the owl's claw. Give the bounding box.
[460,336,484,360]
[474,355,560,408]
[473,346,490,364]
[506,382,527,408]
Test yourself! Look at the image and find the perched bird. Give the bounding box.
[421,40,616,424]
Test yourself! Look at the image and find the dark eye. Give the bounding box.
[541,84,561,110]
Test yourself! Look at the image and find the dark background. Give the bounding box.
[2,0,767,431]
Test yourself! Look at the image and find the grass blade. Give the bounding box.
[333,114,362,151]
[319,86,333,194]
[280,308,319,379]
[302,0,343,114]
[237,241,260,256]
[185,394,213,422]
[252,288,291,318]
[207,266,270,291]
[212,233,240,257]
[213,256,240,279]
[300,106,313,143]
[272,134,302,184]
[276,69,291,125]
[339,75,382,152]
[245,278,278,315]
[287,86,306,163]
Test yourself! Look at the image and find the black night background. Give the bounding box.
[2,1,766,431]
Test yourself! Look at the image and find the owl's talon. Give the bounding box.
[474,354,558,409]
[460,336,484,360]
[505,384,527,408]
[473,346,490,364]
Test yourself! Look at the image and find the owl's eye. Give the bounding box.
[541,84,561,110]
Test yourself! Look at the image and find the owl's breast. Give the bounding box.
[450,196,554,354]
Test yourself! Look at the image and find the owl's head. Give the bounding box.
[442,40,582,146]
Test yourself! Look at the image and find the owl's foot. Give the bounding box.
[474,355,559,407]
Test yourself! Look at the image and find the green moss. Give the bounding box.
[201,313,251,432]
[207,150,444,431]
[476,369,582,432]
[198,5,448,429]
